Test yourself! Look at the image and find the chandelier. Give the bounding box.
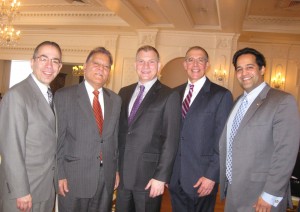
[0,0,21,46]
[72,65,84,76]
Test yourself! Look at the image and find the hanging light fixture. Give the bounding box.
[0,0,21,46]
[72,65,84,76]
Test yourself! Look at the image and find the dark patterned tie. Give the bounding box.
[128,85,145,125]
[47,87,54,112]
[226,95,248,184]
[182,84,194,119]
[93,90,103,135]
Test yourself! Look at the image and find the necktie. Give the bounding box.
[128,85,145,125]
[47,87,54,112]
[182,84,194,119]
[93,90,104,135]
[226,95,248,184]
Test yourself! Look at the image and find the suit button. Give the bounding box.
[100,139,103,143]
[128,131,131,135]
[52,167,55,170]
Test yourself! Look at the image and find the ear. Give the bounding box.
[260,66,266,75]
[157,61,161,70]
[183,60,188,70]
[30,58,35,69]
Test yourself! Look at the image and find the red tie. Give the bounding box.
[182,84,194,119]
[93,90,103,135]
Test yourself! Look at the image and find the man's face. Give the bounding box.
[135,50,161,84]
[183,49,209,83]
[31,45,62,85]
[235,54,265,93]
[84,52,111,90]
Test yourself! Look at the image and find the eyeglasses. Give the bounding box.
[185,57,207,65]
[34,55,61,67]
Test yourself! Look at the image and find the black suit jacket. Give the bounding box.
[170,78,233,196]
[118,80,181,191]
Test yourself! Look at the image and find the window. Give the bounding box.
[9,60,32,88]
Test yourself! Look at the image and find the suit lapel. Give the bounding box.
[76,82,97,132]
[129,80,161,126]
[124,83,138,119]
[27,76,55,125]
[186,79,211,117]
[235,85,271,138]
[103,88,112,136]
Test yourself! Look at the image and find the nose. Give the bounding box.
[45,59,53,67]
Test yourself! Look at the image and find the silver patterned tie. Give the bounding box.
[47,87,54,112]
[226,95,248,184]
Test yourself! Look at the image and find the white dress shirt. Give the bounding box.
[31,73,51,104]
[182,76,206,106]
[128,77,157,115]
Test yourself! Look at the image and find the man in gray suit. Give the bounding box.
[55,47,121,212]
[0,41,63,212]
[116,45,181,212]
[219,47,300,212]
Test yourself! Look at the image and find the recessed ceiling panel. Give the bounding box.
[126,0,170,25]
[184,0,219,26]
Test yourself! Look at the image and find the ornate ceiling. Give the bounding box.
[10,0,300,42]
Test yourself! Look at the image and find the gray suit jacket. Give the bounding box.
[0,75,56,203]
[54,81,121,198]
[220,85,300,210]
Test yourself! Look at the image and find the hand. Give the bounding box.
[193,177,215,197]
[114,172,120,190]
[253,197,272,212]
[58,179,69,197]
[16,194,32,212]
[145,179,165,198]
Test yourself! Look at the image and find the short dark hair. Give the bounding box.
[85,47,113,66]
[185,46,209,60]
[136,45,160,61]
[232,47,266,70]
[33,41,62,60]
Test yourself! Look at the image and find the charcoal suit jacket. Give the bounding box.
[170,78,233,197]
[118,80,181,191]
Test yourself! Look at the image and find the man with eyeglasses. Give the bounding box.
[0,41,62,212]
[54,47,122,212]
[169,46,233,212]
[116,45,181,212]
[219,47,300,212]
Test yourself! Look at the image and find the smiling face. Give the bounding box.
[83,52,111,90]
[184,48,209,83]
[135,50,161,84]
[235,53,265,93]
[31,44,62,85]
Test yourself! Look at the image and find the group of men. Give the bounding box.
[0,41,299,212]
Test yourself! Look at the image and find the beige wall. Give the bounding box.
[0,30,299,109]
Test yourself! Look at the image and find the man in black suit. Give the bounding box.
[169,46,233,212]
[116,45,181,212]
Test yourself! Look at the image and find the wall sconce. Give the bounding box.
[214,64,227,82]
[271,65,285,89]
[72,65,84,76]
[272,72,285,89]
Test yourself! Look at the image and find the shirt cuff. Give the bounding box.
[261,192,283,207]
